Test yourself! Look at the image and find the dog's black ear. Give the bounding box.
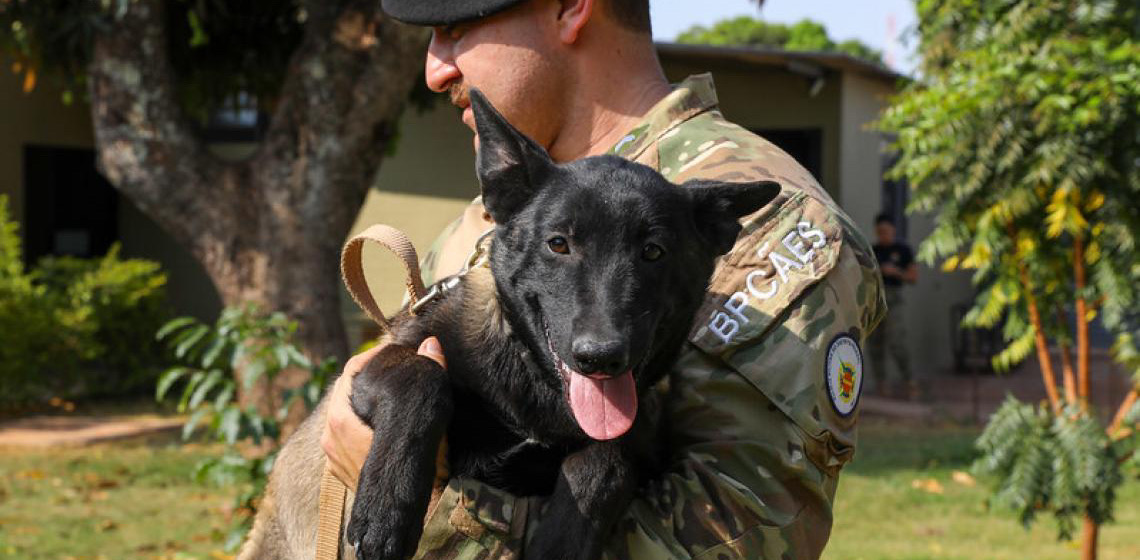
[685,180,781,255]
[471,88,554,223]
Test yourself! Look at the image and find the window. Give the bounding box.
[22,146,118,265]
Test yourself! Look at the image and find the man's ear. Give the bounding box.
[555,0,598,44]
[685,180,782,255]
[471,88,554,224]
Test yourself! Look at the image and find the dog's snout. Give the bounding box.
[571,337,629,376]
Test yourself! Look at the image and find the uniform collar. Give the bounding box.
[607,73,720,160]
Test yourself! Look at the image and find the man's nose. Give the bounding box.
[571,336,629,377]
[425,32,461,93]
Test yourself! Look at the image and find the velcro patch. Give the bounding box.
[689,191,843,353]
[825,334,863,416]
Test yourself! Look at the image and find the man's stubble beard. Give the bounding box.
[449,82,470,109]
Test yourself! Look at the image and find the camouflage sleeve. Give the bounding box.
[411,193,886,560]
[596,192,885,560]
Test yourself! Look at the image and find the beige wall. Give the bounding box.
[837,72,893,234]
[661,57,842,197]
[0,70,94,224]
[837,72,976,373]
[117,196,223,321]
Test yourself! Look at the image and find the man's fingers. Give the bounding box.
[418,336,447,368]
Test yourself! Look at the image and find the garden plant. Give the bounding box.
[879,1,1140,558]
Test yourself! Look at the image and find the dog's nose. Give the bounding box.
[571,337,629,376]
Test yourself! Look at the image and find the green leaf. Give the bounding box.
[173,324,210,360]
[156,316,196,341]
[200,335,229,369]
[155,367,189,401]
[177,371,205,413]
[187,369,223,410]
[273,344,291,369]
[212,383,235,411]
[246,411,265,444]
[218,407,241,445]
[182,407,209,440]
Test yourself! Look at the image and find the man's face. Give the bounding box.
[425,0,566,150]
[875,221,896,244]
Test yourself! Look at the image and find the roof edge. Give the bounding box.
[654,42,911,84]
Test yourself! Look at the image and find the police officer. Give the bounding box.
[322,1,886,558]
[869,213,917,399]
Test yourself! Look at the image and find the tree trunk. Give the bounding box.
[1020,267,1061,413]
[1081,516,1099,560]
[86,0,428,368]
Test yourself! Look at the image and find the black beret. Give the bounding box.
[380,0,530,26]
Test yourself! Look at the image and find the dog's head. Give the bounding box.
[471,89,779,441]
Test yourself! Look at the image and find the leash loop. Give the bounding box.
[320,224,494,560]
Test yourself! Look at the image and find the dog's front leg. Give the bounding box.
[525,441,637,560]
[346,345,452,560]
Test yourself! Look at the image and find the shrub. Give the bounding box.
[0,194,170,406]
[38,247,170,392]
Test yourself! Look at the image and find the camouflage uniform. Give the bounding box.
[412,74,886,560]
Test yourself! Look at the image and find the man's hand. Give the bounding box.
[321,337,448,489]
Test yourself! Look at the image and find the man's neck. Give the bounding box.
[545,47,671,162]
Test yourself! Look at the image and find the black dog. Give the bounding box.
[237,89,778,560]
[345,90,778,560]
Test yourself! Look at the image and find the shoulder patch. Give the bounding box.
[825,334,863,416]
[689,191,843,353]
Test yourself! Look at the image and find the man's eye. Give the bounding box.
[548,236,570,255]
[642,243,664,262]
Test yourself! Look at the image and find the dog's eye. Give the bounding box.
[548,236,570,255]
[642,243,664,262]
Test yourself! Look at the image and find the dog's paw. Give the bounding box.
[345,501,419,560]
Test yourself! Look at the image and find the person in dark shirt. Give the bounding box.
[870,213,918,398]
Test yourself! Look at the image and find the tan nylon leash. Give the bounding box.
[316,469,348,560]
[316,224,428,560]
[340,224,428,328]
[317,224,493,560]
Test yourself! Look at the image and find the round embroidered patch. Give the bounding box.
[825,334,863,416]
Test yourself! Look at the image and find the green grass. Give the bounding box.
[0,420,1135,559]
[0,434,245,560]
[824,419,1140,560]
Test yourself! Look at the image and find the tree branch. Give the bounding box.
[87,0,224,245]
[1109,387,1138,436]
[1020,265,1062,414]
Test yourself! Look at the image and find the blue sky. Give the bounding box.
[649,0,919,74]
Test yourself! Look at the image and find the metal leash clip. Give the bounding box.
[410,228,495,315]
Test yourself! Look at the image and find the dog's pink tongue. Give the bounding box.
[568,370,637,440]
